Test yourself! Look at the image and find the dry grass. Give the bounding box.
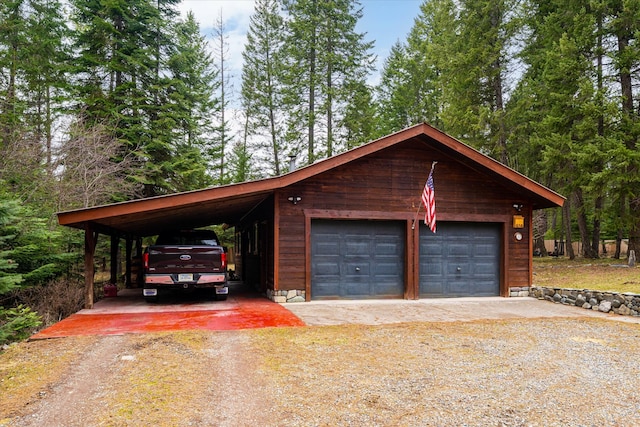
[252,319,640,426]
[1,319,640,426]
[533,257,640,293]
[0,336,97,421]
[98,331,218,426]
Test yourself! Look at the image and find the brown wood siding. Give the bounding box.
[275,139,533,296]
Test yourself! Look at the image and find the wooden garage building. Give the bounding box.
[57,123,564,307]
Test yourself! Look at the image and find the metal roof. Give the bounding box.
[57,123,565,237]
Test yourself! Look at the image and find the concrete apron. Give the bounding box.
[31,286,305,340]
[283,296,640,326]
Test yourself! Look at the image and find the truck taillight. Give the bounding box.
[143,252,149,269]
[221,252,227,269]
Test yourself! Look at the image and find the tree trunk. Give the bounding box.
[308,26,316,164]
[591,195,602,257]
[574,189,598,258]
[532,209,547,257]
[563,197,575,260]
[326,36,333,157]
[614,195,625,259]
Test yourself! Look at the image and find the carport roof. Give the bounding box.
[57,123,565,237]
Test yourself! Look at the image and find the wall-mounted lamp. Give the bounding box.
[512,203,523,212]
[288,196,302,205]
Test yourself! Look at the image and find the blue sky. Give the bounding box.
[178,0,424,86]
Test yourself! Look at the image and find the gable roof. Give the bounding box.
[57,123,565,236]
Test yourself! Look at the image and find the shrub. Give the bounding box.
[15,278,84,327]
[0,305,42,345]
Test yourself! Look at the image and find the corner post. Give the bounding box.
[84,224,98,309]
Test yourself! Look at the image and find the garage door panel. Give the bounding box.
[448,244,470,256]
[475,280,500,296]
[419,222,500,297]
[375,262,402,275]
[345,262,370,275]
[422,280,445,295]
[474,263,497,275]
[447,262,469,275]
[314,261,340,275]
[312,220,404,299]
[315,242,340,256]
[376,242,400,255]
[448,281,471,295]
[475,243,496,252]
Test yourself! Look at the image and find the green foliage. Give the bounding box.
[0,185,75,289]
[0,305,42,345]
[281,0,376,163]
[164,11,218,190]
[241,0,286,176]
[0,195,23,295]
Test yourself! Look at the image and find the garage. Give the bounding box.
[311,220,405,299]
[419,222,501,297]
[57,123,564,307]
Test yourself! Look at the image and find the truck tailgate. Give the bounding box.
[146,246,225,272]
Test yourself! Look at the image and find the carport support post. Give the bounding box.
[84,224,98,309]
[125,237,133,288]
[110,234,119,284]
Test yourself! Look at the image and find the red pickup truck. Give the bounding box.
[142,229,228,302]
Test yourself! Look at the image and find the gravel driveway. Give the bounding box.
[2,299,639,427]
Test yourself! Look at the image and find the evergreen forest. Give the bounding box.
[0,0,639,342]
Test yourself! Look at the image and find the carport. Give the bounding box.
[58,181,279,308]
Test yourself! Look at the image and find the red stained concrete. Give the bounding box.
[31,285,305,339]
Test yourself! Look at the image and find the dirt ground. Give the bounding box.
[2,306,640,426]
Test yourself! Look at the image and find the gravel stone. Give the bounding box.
[3,317,640,427]
[599,301,612,312]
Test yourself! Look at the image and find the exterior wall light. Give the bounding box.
[288,196,302,205]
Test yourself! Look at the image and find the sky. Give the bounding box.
[177,0,424,87]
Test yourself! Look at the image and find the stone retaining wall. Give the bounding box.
[509,287,531,297]
[530,286,640,317]
[267,289,306,303]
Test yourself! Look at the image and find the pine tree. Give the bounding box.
[0,193,23,294]
[440,0,517,163]
[605,0,640,257]
[281,0,375,163]
[513,0,611,258]
[22,0,71,170]
[0,0,69,210]
[241,0,286,176]
[211,12,234,184]
[375,0,456,136]
[70,0,182,197]
[375,42,413,136]
[0,0,25,153]
[164,11,218,191]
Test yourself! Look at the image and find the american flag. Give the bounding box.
[422,168,436,233]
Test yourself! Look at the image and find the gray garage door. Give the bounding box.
[311,220,405,299]
[419,222,500,297]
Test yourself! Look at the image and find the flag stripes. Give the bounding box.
[422,168,436,233]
